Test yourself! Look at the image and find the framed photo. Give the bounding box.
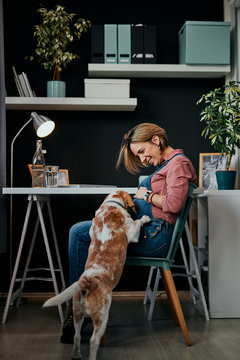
[199,153,229,189]
[58,169,69,186]
[27,165,69,186]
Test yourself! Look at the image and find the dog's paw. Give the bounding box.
[141,215,151,223]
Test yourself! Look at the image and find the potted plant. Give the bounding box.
[197,80,240,189]
[28,5,91,97]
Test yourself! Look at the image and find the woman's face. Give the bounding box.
[130,136,162,167]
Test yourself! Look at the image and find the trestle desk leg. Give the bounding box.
[2,196,33,324]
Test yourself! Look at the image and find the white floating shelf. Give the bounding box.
[5,97,137,111]
[88,64,231,78]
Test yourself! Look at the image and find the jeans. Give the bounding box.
[68,218,174,285]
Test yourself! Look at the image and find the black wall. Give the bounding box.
[1,0,223,292]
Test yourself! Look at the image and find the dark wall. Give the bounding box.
[1,0,224,292]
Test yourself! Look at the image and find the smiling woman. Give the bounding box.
[116,122,197,227]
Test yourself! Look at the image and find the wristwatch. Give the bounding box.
[144,190,152,202]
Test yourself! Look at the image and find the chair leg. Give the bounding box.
[163,269,192,346]
[160,268,179,326]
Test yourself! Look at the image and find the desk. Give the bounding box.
[2,186,137,324]
[191,190,240,318]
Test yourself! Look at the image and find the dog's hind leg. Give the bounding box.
[71,315,84,360]
[89,296,111,360]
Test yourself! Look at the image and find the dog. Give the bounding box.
[43,190,151,360]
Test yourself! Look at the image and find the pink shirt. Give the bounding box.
[150,149,197,224]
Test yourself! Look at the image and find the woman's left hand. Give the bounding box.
[134,186,148,199]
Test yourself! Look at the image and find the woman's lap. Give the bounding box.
[68,218,174,284]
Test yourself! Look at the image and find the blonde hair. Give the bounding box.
[116,123,168,174]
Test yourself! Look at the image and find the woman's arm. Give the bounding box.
[134,186,163,208]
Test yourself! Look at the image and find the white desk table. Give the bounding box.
[2,186,137,324]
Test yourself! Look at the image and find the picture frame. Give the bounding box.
[199,153,229,189]
[27,165,69,186]
[58,169,69,186]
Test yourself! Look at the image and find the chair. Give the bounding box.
[143,222,210,322]
[125,182,196,346]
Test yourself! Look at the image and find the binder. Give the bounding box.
[144,25,157,63]
[118,24,131,64]
[104,24,117,64]
[91,25,104,63]
[131,24,144,64]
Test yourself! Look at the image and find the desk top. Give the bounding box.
[2,186,138,195]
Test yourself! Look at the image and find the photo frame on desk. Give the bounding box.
[199,153,229,189]
[58,169,69,186]
[27,165,69,186]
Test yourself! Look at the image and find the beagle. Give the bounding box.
[43,190,151,360]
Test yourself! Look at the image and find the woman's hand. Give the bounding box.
[134,186,148,199]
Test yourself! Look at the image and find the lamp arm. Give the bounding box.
[10,117,32,187]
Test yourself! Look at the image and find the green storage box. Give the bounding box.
[178,21,231,65]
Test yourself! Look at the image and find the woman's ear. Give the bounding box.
[151,135,160,145]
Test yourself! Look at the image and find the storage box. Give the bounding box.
[84,79,130,98]
[178,21,231,65]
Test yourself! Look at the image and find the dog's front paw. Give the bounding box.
[141,215,151,224]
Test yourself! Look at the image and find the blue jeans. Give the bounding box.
[68,218,174,285]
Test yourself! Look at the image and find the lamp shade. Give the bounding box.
[31,111,55,138]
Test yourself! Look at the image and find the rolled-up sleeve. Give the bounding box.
[151,154,197,223]
[162,161,192,213]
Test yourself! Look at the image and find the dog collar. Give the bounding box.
[103,200,125,209]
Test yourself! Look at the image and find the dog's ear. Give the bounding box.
[124,192,137,214]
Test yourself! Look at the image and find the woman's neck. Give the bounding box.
[162,146,174,157]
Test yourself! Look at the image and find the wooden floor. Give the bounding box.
[1,296,240,360]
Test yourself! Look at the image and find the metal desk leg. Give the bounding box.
[15,202,42,307]
[2,195,33,324]
[35,196,64,323]
[46,201,66,291]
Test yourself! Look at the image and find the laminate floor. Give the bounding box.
[1,297,240,360]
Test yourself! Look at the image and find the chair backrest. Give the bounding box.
[166,182,196,262]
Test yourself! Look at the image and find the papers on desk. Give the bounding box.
[59,184,117,188]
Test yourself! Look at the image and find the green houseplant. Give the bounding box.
[28,5,91,97]
[197,80,240,189]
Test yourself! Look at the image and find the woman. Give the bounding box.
[60,122,197,344]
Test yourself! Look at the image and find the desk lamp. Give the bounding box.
[10,111,55,187]
[9,111,55,275]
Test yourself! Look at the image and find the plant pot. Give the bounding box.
[216,170,237,190]
[47,80,66,97]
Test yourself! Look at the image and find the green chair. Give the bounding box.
[125,182,196,346]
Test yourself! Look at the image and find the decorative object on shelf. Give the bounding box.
[12,66,35,97]
[178,21,230,65]
[84,78,130,98]
[197,81,240,190]
[27,5,91,97]
[199,153,229,189]
[91,23,156,65]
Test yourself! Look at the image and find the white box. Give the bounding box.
[84,79,130,98]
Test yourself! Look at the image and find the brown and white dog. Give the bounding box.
[43,190,151,360]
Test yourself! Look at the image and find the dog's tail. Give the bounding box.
[43,282,79,308]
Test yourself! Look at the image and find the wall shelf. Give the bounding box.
[88,63,231,78]
[5,96,137,111]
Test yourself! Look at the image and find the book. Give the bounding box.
[22,72,35,97]
[12,66,24,97]
[18,74,30,96]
